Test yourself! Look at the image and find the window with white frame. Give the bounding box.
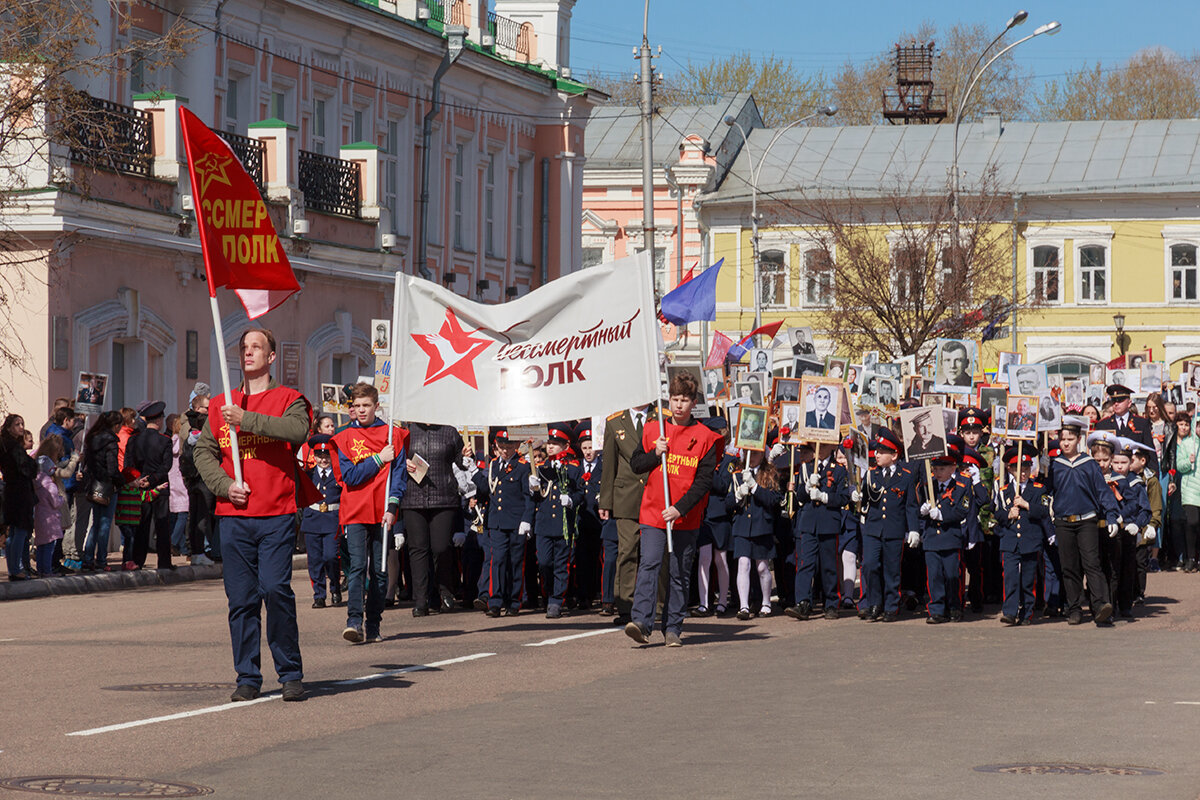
[311,98,328,154]
[638,247,668,298]
[272,90,289,122]
[515,159,529,263]
[383,120,400,234]
[581,247,604,268]
[804,248,833,306]
[352,109,367,143]
[1171,243,1198,301]
[759,248,786,307]
[453,144,465,249]
[484,154,496,256]
[892,243,924,304]
[1031,244,1061,303]
[224,77,242,133]
[129,48,146,96]
[1078,243,1108,302]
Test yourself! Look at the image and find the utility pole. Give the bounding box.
[638,0,655,291]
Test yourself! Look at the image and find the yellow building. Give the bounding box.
[697,114,1200,385]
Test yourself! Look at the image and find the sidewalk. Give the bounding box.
[0,554,309,602]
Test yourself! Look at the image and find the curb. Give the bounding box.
[0,553,309,602]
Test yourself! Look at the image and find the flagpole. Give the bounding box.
[381,271,404,578]
[207,295,244,486]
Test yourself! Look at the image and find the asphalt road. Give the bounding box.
[2,569,1199,799]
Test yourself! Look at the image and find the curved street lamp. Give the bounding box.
[723,104,838,334]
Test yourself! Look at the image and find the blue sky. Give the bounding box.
[570,1,1200,88]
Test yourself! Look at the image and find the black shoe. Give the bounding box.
[312,598,326,609]
[1067,610,1084,625]
[1094,602,1114,624]
[330,591,343,607]
[690,606,712,618]
[230,684,260,702]
[784,601,811,621]
[949,608,963,622]
[383,599,398,609]
[412,606,429,617]
[504,607,520,617]
[879,611,898,622]
[1000,614,1018,626]
[440,595,455,612]
[823,607,838,620]
[736,608,752,620]
[857,606,871,620]
[546,605,563,619]
[926,614,948,624]
[613,614,631,625]
[281,680,306,702]
[485,607,502,618]
[473,597,488,611]
[624,621,651,644]
[599,603,615,616]
[871,606,883,621]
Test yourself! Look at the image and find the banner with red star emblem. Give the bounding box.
[178,106,300,319]
[394,253,659,426]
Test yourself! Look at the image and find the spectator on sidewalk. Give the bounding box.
[125,402,174,570]
[166,413,190,558]
[180,389,216,566]
[1,414,36,580]
[77,411,122,571]
[32,436,67,578]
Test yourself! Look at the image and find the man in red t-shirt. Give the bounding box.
[624,373,722,647]
[195,329,314,703]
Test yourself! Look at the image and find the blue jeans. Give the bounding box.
[82,501,116,568]
[632,526,698,636]
[6,526,30,576]
[345,523,385,634]
[36,542,56,576]
[220,514,302,689]
[169,512,189,555]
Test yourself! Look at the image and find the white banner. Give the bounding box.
[395,253,659,426]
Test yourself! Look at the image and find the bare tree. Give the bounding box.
[767,167,1021,364]
[0,0,192,403]
[1036,48,1200,121]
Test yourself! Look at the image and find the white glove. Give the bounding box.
[529,474,541,492]
[735,482,751,501]
[906,530,921,547]
[1125,523,1139,536]
[1116,515,1123,527]
[393,532,406,550]
[929,506,943,522]
[806,472,820,488]
[919,502,931,517]
[1109,524,1120,538]
[461,454,475,470]
[453,465,475,497]
[819,492,829,504]
[850,489,862,503]
[559,493,573,508]
[808,485,821,501]
[967,541,977,550]
[744,473,758,492]
[968,465,981,485]
[1048,534,1057,546]
[452,531,467,547]
[769,443,786,461]
[519,521,532,538]
[1144,525,1157,545]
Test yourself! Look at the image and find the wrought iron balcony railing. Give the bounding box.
[297,149,361,218]
[215,129,266,193]
[66,93,154,177]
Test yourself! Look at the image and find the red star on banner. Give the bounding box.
[412,309,492,389]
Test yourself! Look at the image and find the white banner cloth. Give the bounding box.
[395,253,659,426]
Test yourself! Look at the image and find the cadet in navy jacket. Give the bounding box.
[920,435,973,623]
[299,434,341,608]
[786,442,850,620]
[696,417,735,616]
[472,428,535,616]
[1109,437,1152,619]
[856,427,919,622]
[728,451,782,618]
[994,444,1048,625]
[529,424,585,618]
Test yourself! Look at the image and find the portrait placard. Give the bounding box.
[933,338,977,393]
[75,372,108,415]
[797,376,844,443]
[1005,394,1039,440]
[899,405,948,461]
[734,405,769,452]
[772,377,801,404]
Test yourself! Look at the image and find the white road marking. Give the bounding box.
[335,652,496,685]
[0,638,16,642]
[1174,701,1200,705]
[523,628,621,647]
[67,652,497,737]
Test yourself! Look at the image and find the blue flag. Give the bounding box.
[658,259,723,325]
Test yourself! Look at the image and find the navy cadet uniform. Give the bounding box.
[959,444,991,612]
[697,417,736,614]
[920,435,973,623]
[729,461,782,617]
[473,428,534,616]
[575,424,607,612]
[1048,416,1120,625]
[856,428,920,622]
[530,424,585,618]
[1038,438,1064,617]
[1095,384,1159,472]
[994,445,1048,625]
[1109,437,1152,619]
[299,434,341,608]
[787,447,850,620]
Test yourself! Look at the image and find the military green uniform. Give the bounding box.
[599,406,657,619]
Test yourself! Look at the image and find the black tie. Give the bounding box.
[634,412,644,439]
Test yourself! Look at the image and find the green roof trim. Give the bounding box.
[341,141,380,151]
[132,92,189,103]
[248,117,299,131]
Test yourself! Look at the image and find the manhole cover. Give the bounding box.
[102,683,230,692]
[974,763,1163,776]
[0,776,212,797]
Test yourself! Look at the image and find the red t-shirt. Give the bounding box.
[638,419,722,529]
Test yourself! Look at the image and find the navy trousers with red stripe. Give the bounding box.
[486,528,525,611]
[795,533,840,609]
[924,548,962,618]
[859,536,902,614]
[1002,550,1040,621]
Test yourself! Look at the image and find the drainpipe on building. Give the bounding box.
[417,26,467,280]
[539,157,550,286]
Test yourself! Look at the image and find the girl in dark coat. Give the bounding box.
[730,450,782,619]
[78,411,123,571]
[1,414,37,579]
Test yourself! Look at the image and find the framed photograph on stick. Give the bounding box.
[733,379,763,406]
[1036,390,1061,432]
[798,376,845,443]
[899,406,948,462]
[778,402,802,440]
[734,405,769,452]
[772,377,801,404]
[824,356,848,380]
[933,338,977,393]
[1005,395,1039,440]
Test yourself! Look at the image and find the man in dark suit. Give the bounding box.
[599,404,656,623]
[1095,384,1158,472]
[125,401,174,569]
[805,386,836,429]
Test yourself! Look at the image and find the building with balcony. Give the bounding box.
[696,112,1200,382]
[1,0,595,419]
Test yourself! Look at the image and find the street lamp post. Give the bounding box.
[724,105,837,339]
[1114,313,1131,357]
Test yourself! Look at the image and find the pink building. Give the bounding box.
[581,93,760,341]
[2,0,596,420]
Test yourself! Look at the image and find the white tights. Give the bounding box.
[697,544,730,608]
[737,557,773,612]
[841,550,858,603]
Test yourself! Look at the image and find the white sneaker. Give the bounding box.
[191,553,216,566]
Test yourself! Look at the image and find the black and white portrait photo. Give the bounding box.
[900,406,947,461]
[1008,363,1048,395]
[773,377,801,404]
[371,318,391,356]
[793,357,824,380]
[734,379,763,406]
[735,405,769,451]
[748,348,773,374]
[798,377,844,443]
[933,338,976,393]
[789,326,816,356]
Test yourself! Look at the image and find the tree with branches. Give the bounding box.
[1036,48,1200,121]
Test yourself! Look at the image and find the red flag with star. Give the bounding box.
[178,106,301,319]
[411,309,493,389]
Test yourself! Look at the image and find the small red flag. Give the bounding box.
[705,331,735,368]
[739,320,784,346]
[178,107,300,319]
